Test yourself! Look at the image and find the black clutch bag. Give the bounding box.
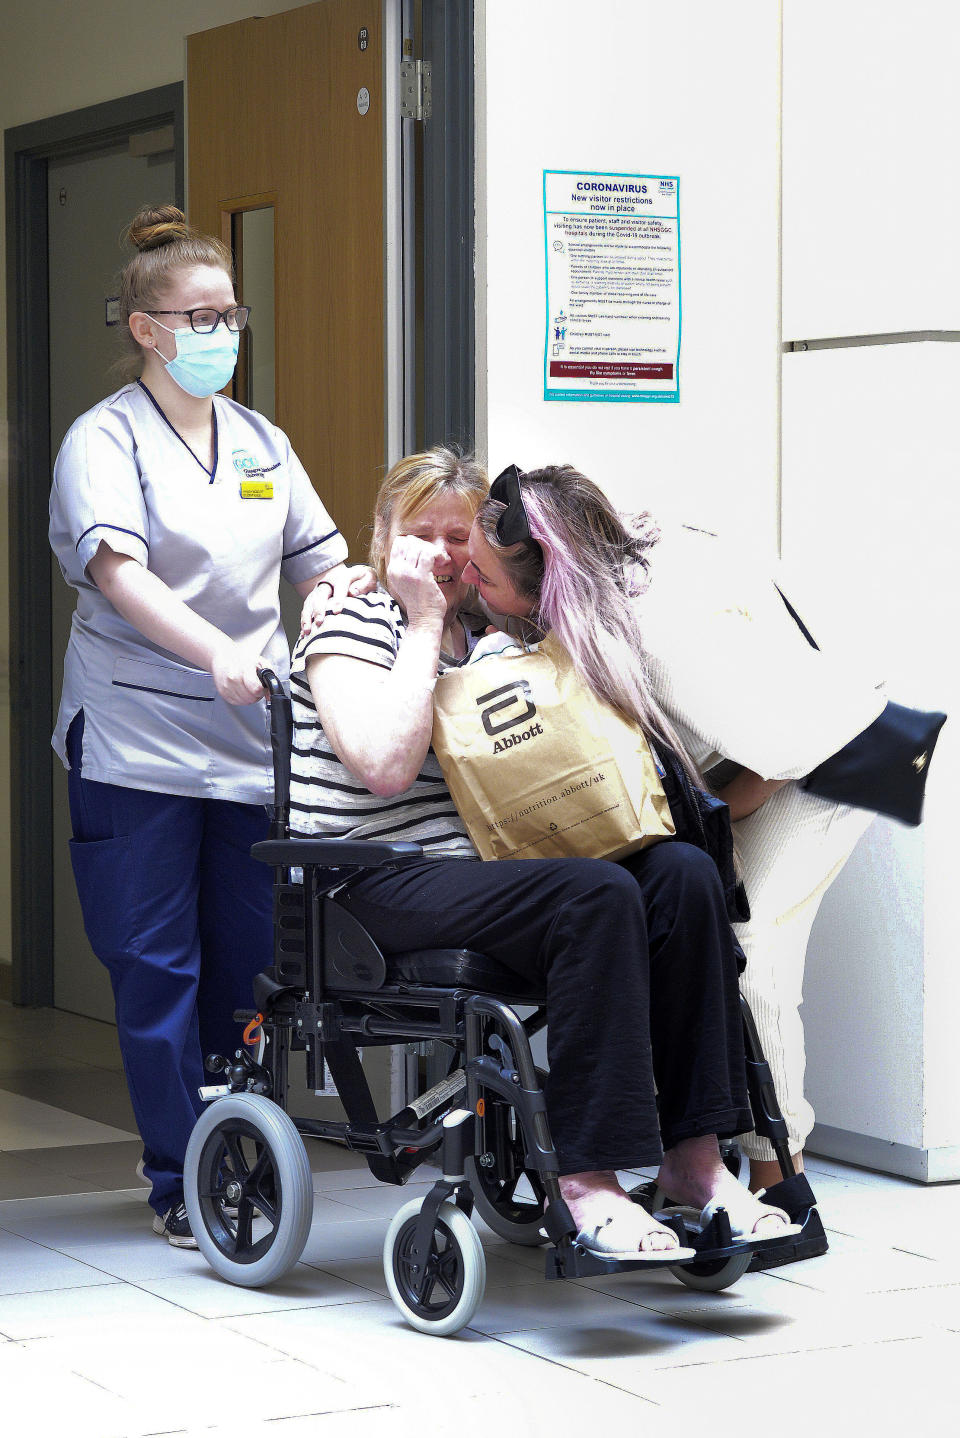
[774,586,946,826]
[800,701,946,826]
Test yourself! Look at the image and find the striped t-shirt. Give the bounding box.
[289,590,478,857]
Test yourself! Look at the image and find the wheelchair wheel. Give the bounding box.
[670,1249,752,1292]
[465,1069,550,1246]
[650,1183,752,1293]
[384,1197,486,1336]
[184,1093,313,1288]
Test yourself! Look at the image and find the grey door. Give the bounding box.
[48,139,175,1021]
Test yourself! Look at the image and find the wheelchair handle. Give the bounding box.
[258,668,293,836]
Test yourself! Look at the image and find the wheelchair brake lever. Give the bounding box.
[487,1033,517,1075]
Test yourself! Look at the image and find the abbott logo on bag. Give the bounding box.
[476,681,543,751]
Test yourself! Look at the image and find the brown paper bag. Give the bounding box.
[432,634,675,861]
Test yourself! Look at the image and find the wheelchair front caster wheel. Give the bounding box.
[384,1198,486,1336]
[185,1093,313,1288]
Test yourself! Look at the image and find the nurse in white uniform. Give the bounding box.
[637,523,884,1253]
[49,204,358,1247]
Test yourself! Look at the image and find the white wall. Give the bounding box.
[782,0,960,337]
[476,0,782,549]
[781,0,960,1177]
[782,344,960,1168]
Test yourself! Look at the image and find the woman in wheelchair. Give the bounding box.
[288,447,797,1259]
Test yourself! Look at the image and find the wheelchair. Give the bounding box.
[183,671,819,1336]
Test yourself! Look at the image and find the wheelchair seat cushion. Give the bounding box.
[386,948,544,1002]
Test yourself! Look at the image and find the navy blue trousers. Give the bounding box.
[338,842,752,1175]
[66,714,273,1214]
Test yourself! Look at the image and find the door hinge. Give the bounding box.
[399,59,432,121]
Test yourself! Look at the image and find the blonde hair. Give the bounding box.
[116,204,233,381]
[370,447,488,585]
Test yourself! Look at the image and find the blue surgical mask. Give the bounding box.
[151,318,240,398]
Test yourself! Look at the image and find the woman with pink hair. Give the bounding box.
[463,462,882,1268]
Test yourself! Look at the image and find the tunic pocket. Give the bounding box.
[111,657,217,703]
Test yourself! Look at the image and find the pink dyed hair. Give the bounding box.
[477,465,701,780]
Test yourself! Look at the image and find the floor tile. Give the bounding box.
[494,1307,746,1387]
[312,1180,437,1218]
[26,1327,371,1429]
[634,1331,960,1432]
[0,1275,194,1340]
[0,1151,103,1201]
[0,1063,137,1132]
[0,1189,150,1245]
[2,1139,143,1191]
[466,1274,670,1336]
[0,1088,135,1149]
[311,1165,387,1192]
[820,1175,960,1257]
[0,1229,118,1297]
[300,1216,391,1264]
[224,1305,673,1435]
[0,1341,143,1438]
[769,1226,960,1294]
[135,1262,383,1318]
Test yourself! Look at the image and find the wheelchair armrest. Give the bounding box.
[251,837,425,868]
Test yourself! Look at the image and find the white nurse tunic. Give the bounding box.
[635,524,886,1157]
[49,381,348,805]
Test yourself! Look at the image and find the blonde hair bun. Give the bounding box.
[126,205,190,253]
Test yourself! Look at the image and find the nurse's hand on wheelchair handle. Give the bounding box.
[211,641,268,705]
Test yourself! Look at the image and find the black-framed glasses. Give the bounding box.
[146,305,251,334]
[489,464,533,546]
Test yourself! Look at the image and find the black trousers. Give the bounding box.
[337,841,752,1175]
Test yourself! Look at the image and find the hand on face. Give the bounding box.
[386,534,451,627]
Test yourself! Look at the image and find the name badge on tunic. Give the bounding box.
[240,480,275,499]
[233,448,276,499]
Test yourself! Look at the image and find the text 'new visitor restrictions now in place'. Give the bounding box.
[543,170,681,404]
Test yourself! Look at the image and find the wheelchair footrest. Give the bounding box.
[672,1206,791,1262]
[545,1240,685,1281]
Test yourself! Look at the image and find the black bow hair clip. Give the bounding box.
[489,464,533,546]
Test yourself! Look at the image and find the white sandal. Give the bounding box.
[656,1181,802,1248]
[573,1195,696,1263]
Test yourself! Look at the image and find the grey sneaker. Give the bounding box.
[152,1201,198,1249]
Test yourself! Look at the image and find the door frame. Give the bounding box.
[421,0,474,451]
[5,84,184,1006]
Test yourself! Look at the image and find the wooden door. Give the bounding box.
[188,0,385,556]
[188,1,393,1118]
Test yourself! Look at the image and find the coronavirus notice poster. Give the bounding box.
[543,170,680,403]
